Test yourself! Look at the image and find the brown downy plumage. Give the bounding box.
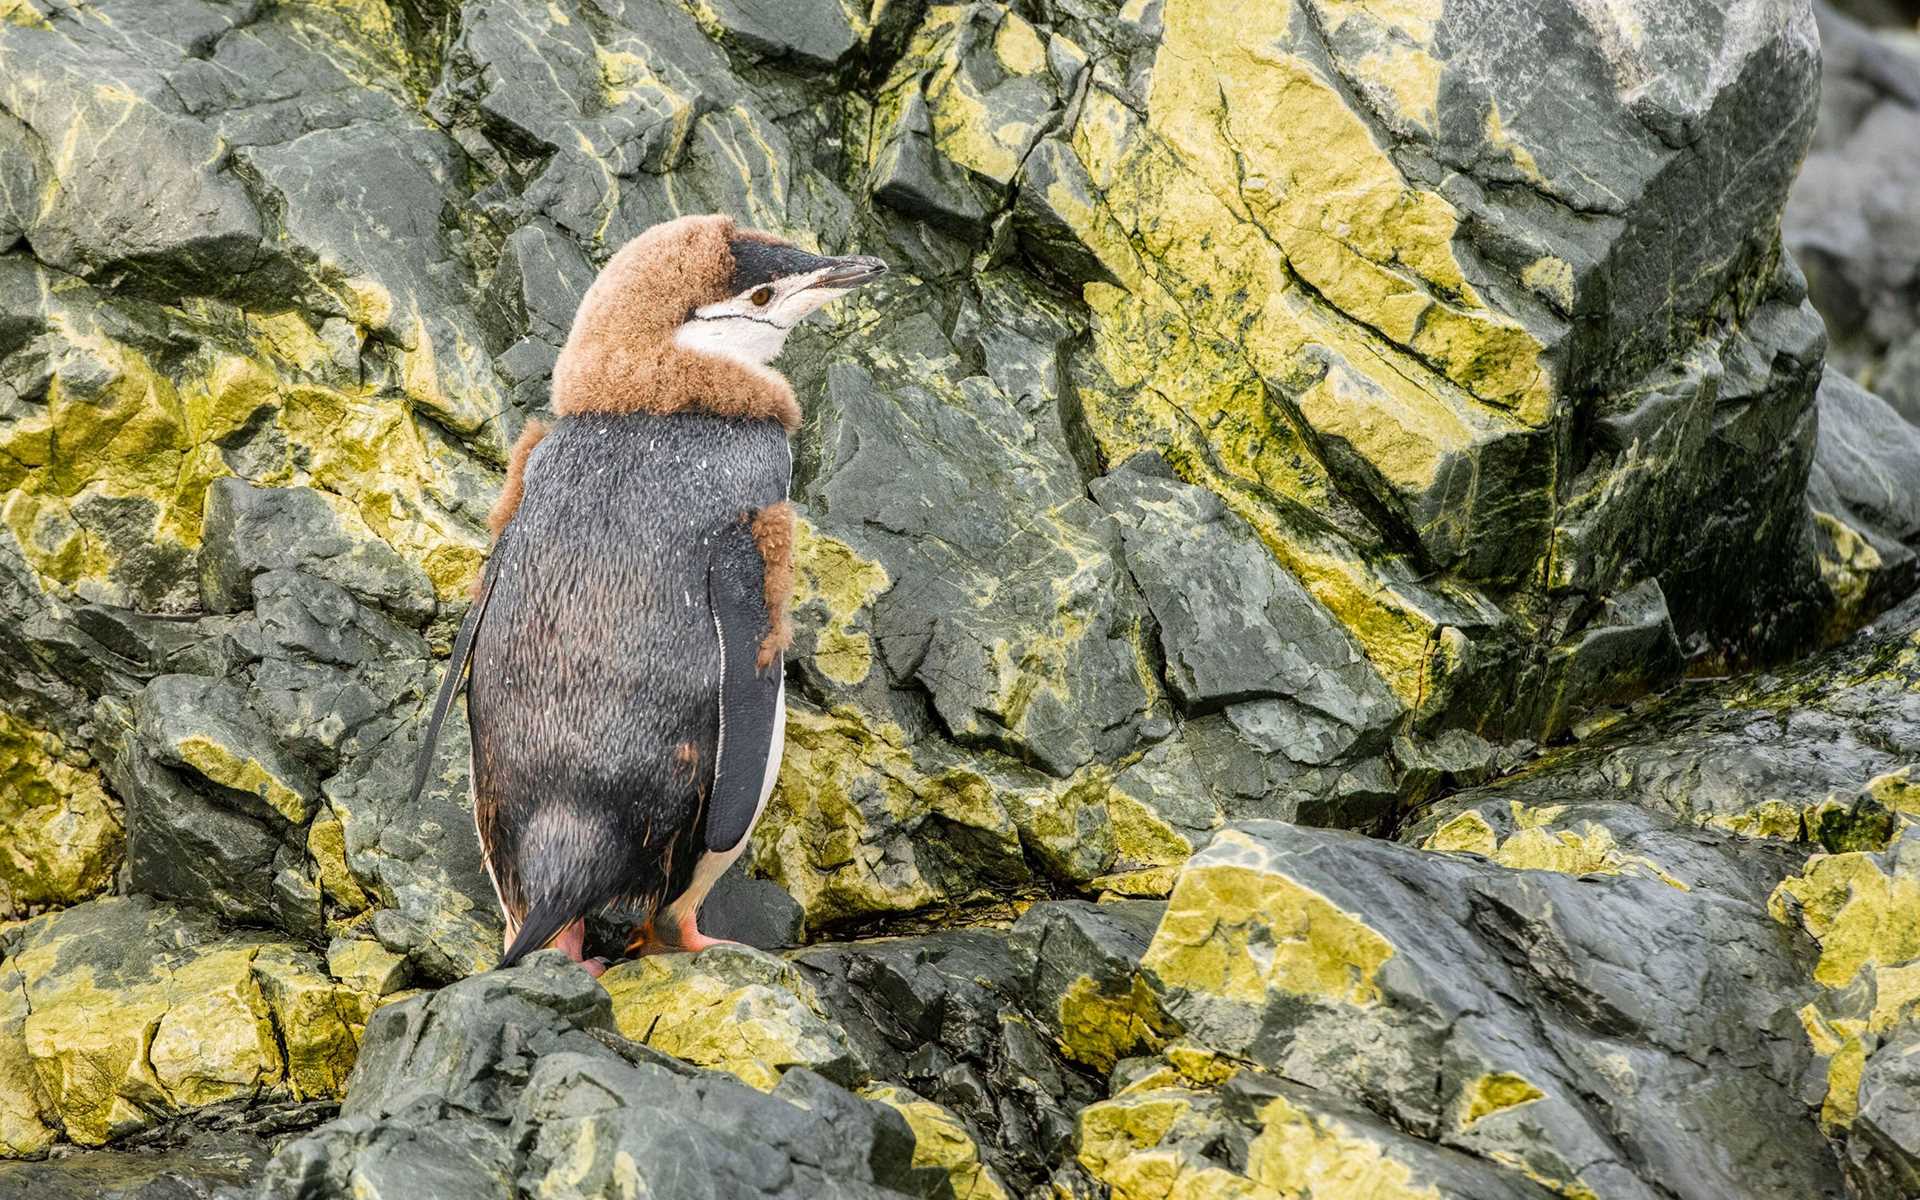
[750,500,796,669]
[550,215,801,429]
[487,419,549,543]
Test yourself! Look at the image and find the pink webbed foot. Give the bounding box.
[625,911,739,957]
[550,918,608,977]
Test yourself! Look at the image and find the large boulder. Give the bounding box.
[0,897,377,1155]
[235,954,955,1200]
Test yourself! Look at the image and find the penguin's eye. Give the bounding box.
[750,286,773,307]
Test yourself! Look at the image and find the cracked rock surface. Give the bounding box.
[2,0,1919,1195]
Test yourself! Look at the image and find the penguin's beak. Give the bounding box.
[810,255,888,291]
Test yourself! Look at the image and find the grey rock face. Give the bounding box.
[794,930,1101,1193]
[0,0,1916,1194]
[1144,821,1842,1200]
[1851,1025,1920,1198]
[1788,5,1920,421]
[1093,460,1402,753]
[242,955,938,1200]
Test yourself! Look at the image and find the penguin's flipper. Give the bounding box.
[705,515,784,852]
[407,551,500,807]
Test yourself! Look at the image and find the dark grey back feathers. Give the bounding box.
[469,411,789,959]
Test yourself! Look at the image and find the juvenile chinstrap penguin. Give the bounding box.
[410,214,886,972]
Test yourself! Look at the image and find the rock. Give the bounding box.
[1827,0,1920,25]
[869,6,1070,236]
[1769,824,1920,1136]
[241,954,943,1200]
[795,930,1102,1193]
[1808,368,1920,632]
[0,0,1908,1187]
[1138,821,1845,1199]
[1092,459,1403,753]
[860,1084,1012,1200]
[1787,5,1920,421]
[1010,900,1172,1074]
[0,897,374,1150]
[198,480,436,629]
[1076,1066,1565,1200]
[601,946,857,1090]
[1850,1024,1920,1199]
[1403,598,1920,855]
[0,706,120,918]
[0,1130,270,1200]
[696,864,808,950]
[804,317,1156,778]
[694,0,861,69]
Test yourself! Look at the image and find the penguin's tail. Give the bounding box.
[498,898,583,970]
[495,804,630,970]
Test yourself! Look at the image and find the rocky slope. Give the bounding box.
[1,0,1918,1196]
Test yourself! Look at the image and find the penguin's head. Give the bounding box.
[674,235,888,369]
[551,214,886,424]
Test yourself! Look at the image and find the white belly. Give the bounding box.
[660,676,785,925]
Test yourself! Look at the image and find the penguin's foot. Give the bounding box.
[552,918,607,977]
[625,911,737,956]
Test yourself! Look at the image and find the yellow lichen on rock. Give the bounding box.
[1142,829,1395,1008]
[1077,1090,1200,1182]
[923,8,1052,186]
[601,947,850,1092]
[0,709,122,916]
[0,276,491,606]
[1075,282,1466,710]
[1815,509,1885,639]
[1056,973,1177,1073]
[1772,841,1920,1130]
[0,975,56,1158]
[1769,851,1920,989]
[1706,799,1812,842]
[1799,1004,1869,1130]
[863,1084,1011,1200]
[1149,0,1550,423]
[5,900,375,1149]
[1246,1094,1441,1200]
[790,517,890,686]
[172,734,312,824]
[307,811,373,915]
[752,704,1025,927]
[1864,767,1920,818]
[1457,1071,1547,1129]
[1421,804,1689,889]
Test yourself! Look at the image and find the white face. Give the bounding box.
[673,268,860,368]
